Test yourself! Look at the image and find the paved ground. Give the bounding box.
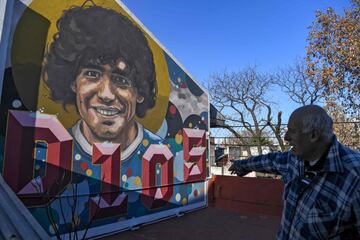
[103,207,281,240]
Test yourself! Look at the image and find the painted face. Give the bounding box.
[72,60,144,142]
[284,114,314,161]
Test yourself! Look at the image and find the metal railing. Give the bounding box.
[210,121,360,176]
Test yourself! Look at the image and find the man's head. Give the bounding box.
[43,5,156,141]
[284,105,334,161]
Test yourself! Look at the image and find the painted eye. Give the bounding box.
[112,74,132,87]
[83,70,101,79]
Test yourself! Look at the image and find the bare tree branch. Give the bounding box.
[275,59,323,106]
[209,66,285,155]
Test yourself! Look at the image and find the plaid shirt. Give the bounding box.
[234,137,360,239]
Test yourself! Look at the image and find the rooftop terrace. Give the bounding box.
[104,175,284,240]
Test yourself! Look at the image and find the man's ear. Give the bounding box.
[70,82,76,92]
[310,129,320,143]
[137,96,144,103]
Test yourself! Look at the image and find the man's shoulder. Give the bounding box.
[338,142,360,177]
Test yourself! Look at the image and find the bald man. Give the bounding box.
[229,105,360,239]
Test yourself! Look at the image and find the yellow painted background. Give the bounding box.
[12,0,170,132]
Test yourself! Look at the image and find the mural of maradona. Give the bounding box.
[42,5,162,161]
[0,0,208,237]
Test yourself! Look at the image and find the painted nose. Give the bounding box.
[97,76,116,102]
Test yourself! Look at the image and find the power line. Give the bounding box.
[211,118,360,128]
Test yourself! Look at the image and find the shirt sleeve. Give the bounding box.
[234,151,291,178]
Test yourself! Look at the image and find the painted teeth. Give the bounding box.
[96,108,120,116]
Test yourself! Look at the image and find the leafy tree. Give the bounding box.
[306,0,360,115]
[324,98,360,150]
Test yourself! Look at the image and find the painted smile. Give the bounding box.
[92,106,125,117]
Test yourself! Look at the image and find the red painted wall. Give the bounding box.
[208,175,284,216]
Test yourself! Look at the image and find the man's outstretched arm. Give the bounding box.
[229,151,290,177]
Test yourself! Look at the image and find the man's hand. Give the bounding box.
[228,160,250,177]
[228,160,238,174]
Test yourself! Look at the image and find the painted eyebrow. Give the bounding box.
[80,64,105,72]
[111,68,129,76]
[80,64,128,76]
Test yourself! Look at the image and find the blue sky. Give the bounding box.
[121,0,351,123]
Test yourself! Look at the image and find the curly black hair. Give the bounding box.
[42,5,157,117]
